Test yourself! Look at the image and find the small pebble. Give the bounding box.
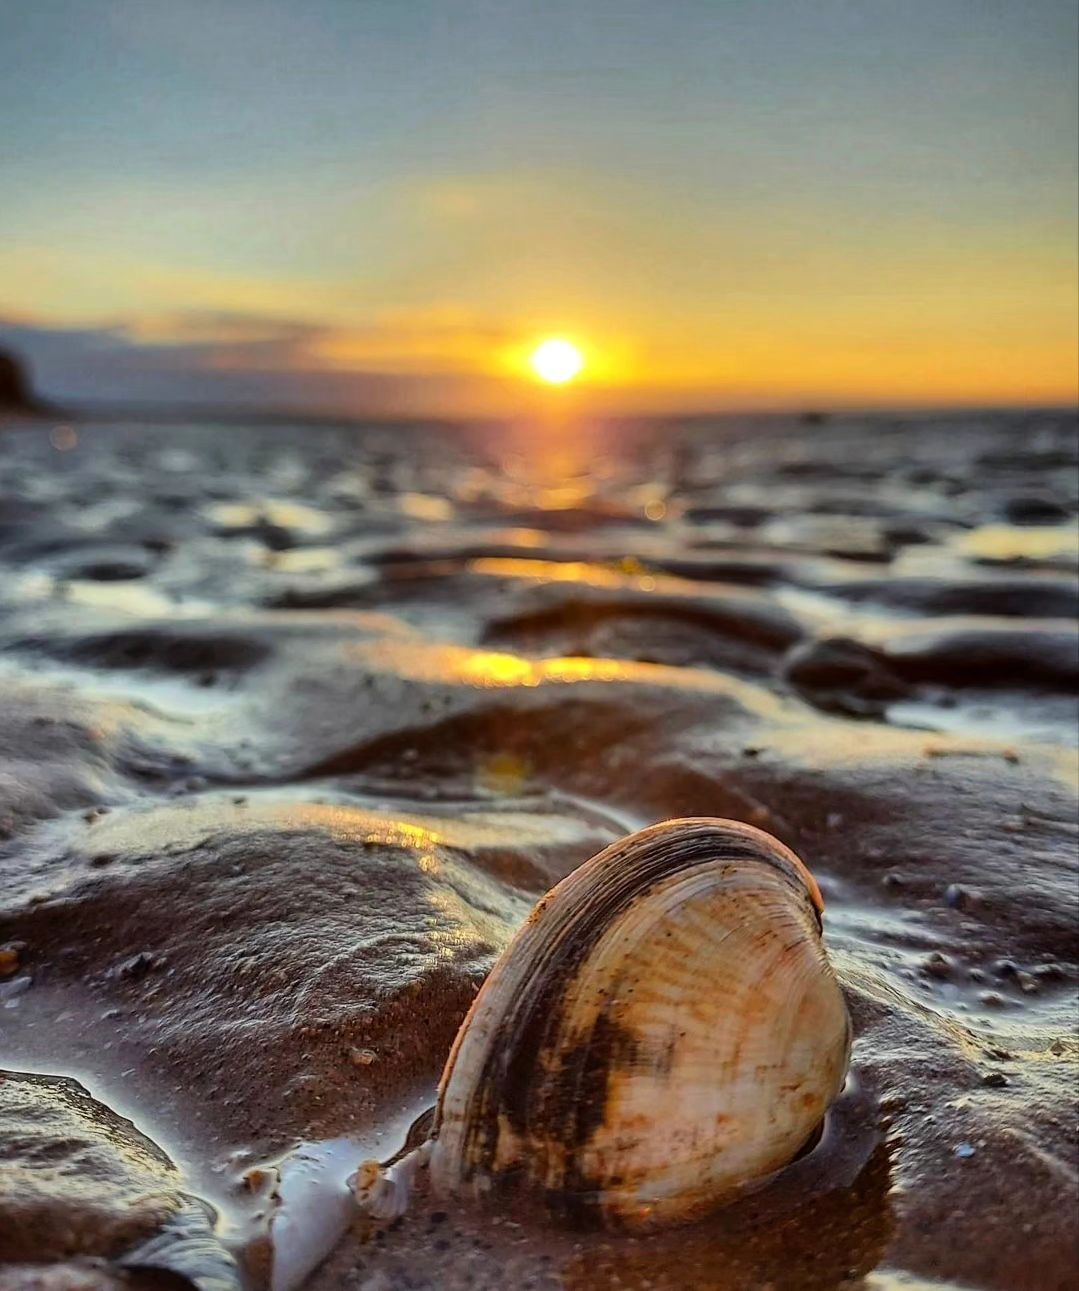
[981,1071,1008,1088]
[113,951,167,979]
[922,952,952,980]
[243,1167,272,1193]
[945,883,978,910]
[954,1142,976,1159]
[0,944,21,977]
[0,975,32,1003]
[350,1047,378,1066]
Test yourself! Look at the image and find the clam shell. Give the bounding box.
[119,1197,241,1291]
[429,817,850,1228]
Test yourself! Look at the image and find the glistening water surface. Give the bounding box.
[0,409,1075,1291]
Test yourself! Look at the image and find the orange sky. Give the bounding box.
[2,2,1076,414]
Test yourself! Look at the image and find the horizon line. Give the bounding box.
[5,394,1078,430]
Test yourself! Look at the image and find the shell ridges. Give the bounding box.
[429,817,850,1228]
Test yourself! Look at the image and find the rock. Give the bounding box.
[781,636,908,716]
[824,575,1079,619]
[0,1070,181,1262]
[1002,493,1071,525]
[48,547,155,583]
[885,627,1079,691]
[0,798,600,1150]
[0,350,50,417]
[0,1264,129,1291]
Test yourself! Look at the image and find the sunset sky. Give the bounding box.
[2,0,1077,415]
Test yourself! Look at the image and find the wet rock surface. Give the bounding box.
[0,410,1075,1290]
[0,1071,180,1263]
[781,637,909,715]
[0,1265,131,1291]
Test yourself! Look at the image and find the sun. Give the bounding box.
[529,337,584,385]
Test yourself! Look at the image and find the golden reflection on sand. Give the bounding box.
[460,651,538,687]
[343,636,789,722]
[959,523,1078,565]
[474,751,531,796]
[470,556,648,588]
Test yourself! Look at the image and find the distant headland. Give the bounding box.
[0,348,54,418]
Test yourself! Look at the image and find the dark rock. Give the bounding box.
[0,1070,181,1261]
[0,351,35,411]
[110,951,168,979]
[781,636,908,716]
[824,576,1079,620]
[945,883,979,910]
[12,626,271,675]
[886,627,1079,692]
[483,589,803,675]
[0,349,52,416]
[683,504,771,528]
[1003,494,1071,526]
[881,521,936,547]
[50,548,154,583]
[922,952,953,980]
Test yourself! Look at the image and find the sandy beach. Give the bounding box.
[0,408,1075,1290]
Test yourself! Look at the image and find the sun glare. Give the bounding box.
[530,337,584,385]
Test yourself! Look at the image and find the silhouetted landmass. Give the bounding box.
[0,348,54,416]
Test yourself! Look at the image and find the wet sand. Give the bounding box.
[0,409,1076,1291]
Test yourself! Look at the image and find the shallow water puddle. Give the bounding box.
[263,1094,435,1291]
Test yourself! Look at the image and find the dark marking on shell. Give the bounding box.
[563,1010,644,1155]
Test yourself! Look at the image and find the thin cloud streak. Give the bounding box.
[0,314,515,418]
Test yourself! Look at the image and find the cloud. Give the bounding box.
[0,310,529,417]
